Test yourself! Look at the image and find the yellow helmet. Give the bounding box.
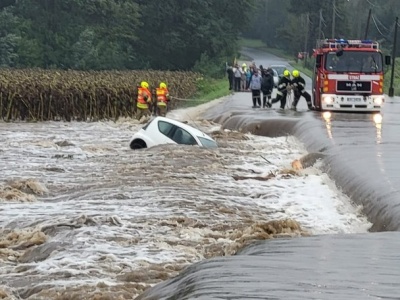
[283,70,291,77]
[292,70,300,78]
[160,82,167,89]
[140,81,149,89]
[242,63,247,67]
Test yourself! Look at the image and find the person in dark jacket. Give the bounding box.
[261,67,274,108]
[270,69,292,110]
[226,63,234,91]
[291,70,314,110]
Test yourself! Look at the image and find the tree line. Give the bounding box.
[3,1,397,75]
[244,0,400,58]
[0,0,255,75]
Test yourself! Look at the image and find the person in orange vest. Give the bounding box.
[136,81,152,121]
[155,82,170,117]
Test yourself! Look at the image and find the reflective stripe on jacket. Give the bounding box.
[137,87,151,109]
[156,88,169,106]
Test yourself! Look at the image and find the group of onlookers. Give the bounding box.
[226,62,258,92]
[226,62,275,108]
[226,62,315,111]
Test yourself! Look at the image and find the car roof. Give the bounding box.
[152,116,212,139]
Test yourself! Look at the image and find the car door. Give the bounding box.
[156,120,177,144]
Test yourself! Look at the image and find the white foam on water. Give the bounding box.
[0,99,371,297]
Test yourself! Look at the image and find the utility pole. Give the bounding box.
[331,0,336,38]
[304,12,310,68]
[364,8,372,39]
[265,0,268,14]
[262,0,269,43]
[318,9,323,40]
[389,17,398,97]
[264,0,268,26]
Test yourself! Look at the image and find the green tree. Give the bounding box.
[137,0,255,72]
[0,0,256,72]
[0,8,20,67]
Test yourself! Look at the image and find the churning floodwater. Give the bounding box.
[0,100,371,299]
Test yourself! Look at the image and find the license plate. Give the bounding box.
[347,97,362,102]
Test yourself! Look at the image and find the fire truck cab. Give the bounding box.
[312,39,391,112]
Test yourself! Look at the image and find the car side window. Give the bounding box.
[172,127,197,145]
[158,121,175,138]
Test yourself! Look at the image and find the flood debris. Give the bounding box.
[232,168,299,181]
[291,152,326,170]
[55,140,75,147]
[0,229,48,263]
[0,179,48,202]
[0,286,13,300]
[0,186,37,202]
[232,171,276,181]
[209,129,250,141]
[233,152,326,181]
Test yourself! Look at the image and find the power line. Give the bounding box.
[334,3,344,20]
[366,0,377,7]
[373,14,389,31]
[371,15,388,38]
[332,0,336,38]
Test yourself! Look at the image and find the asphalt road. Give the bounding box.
[136,47,400,300]
[207,47,400,231]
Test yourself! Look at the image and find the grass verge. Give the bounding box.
[238,38,267,48]
[384,58,400,96]
[179,77,230,108]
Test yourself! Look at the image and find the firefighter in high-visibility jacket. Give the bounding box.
[156,82,170,117]
[270,69,292,110]
[291,70,314,111]
[136,81,152,120]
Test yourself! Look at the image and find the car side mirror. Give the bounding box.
[336,49,343,57]
[385,55,391,65]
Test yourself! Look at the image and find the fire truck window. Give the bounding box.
[326,54,339,71]
[325,52,382,73]
[362,55,380,72]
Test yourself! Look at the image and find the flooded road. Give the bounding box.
[0,104,369,299]
[139,49,400,300]
[1,48,399,299]
[206,47,400,231]
[139,92,400,299]
[204,96,400,231]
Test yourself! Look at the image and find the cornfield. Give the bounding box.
[0,69,202,121]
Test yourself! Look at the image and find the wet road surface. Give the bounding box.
[137,232,400,300]
[205,47,400,231]
[139,48,400,299]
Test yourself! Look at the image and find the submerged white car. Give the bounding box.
[129,116,218,150]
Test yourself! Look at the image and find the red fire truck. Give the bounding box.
[312,39,391,112]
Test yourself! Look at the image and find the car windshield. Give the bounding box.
[142,118,155,130]
[198,137,218,149]
[325,51,383,73]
